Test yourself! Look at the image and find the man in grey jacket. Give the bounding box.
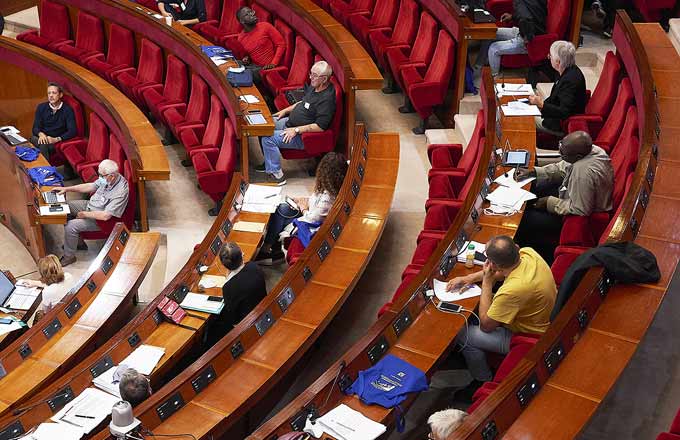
[514,131,613,263]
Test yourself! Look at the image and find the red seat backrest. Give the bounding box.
[546,0,570,37]
[40,0,70,41]
[287,37,314,86]
[203,95,225,146]
[389,0,419,46]
[85,113,110,163]
[458,110,485,174]
[599,173,633,242]
[186,75,211,124]
[369,0,399,27]
[108,134,126,170]
[611,135,639,209]
[354,0,376,11]
[62,95,85,138]
[274,19,295,69]
[585,51,621,117]
[204,0,221,21]
[409,12,438,65]
[596,78,634,151]
[137,39,164,83]
[424,31,456,97]
[252,3,272,22]
[609,105,639,158]
[215,120,237,174]
[424,204,453,231]
[106,24,136,67]
[75,12,104,53]
[218,0,245,33]
[428,174,456,199]
[163,55,189,103]
[459,136,485,199]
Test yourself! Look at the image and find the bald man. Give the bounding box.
[514,131,613,262]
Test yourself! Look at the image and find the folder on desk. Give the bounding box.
[306,404,386,440]
[51,387,120,434]
[180,292,224,314]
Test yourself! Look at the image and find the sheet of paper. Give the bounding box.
[39,204,71,216]
[242,203,277,213]
[228,65,245,73]
[239,94,260,104]
[92,366,121,398]
[180,292,224,314]
[501,103,542,117]
[233,221,266,233]
[120,345,166,375]
[51,388,121,434]
[199,274,227,289]
[456,241,486,265]
[433,279,483,302]
[211,57,227,66]
[496,83,534,96]
[152,13,163,18]
[486,185,536,208]
[0,319,24,336]
[493,168,536,188]
[21,422,84,440]
[307,404,387,440]
[244,184,282,203]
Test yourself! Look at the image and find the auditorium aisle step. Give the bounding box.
[3,7,38,39]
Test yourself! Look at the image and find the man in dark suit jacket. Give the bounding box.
[529,40,587,137]
[206,242,266,346]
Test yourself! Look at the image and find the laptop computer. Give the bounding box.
[284,88,306,106]
[0,130,27,146]
[472,8,496,23]
[0,271,15,307]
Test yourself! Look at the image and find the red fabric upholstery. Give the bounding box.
[203,0,221,21]
[494,335,538,382]
[428,110,484,171]
[79,133,126,184]
[501,0,570,68]
[179,95,224,155]
[143,55,188,123]
[191,119,237,202]
[486,0,514,20]
[135,0,160,12]
[410,237,440,266]
[193,0,245,45]
[657,433,680,440]
[84,24,136,82]
[670,409,680,434]
[261,37,313,95]
[347,0,398,49]
[252,3,272,23]
[160,74,210,136]
[273,19,295,69]
[56,12,104,65]
[633,0,677,21]
[468,382,497,413]
[559,213,610,248]
[330,0,375,27]
[599,174,633,242]
[51,95,86,167]
[551,245,588,284]
[378,273,417,317]
[81,161,136,239]
[285,237,305,266]
[368,0,419,67]
[115,39,164,109]
[610,107,640,208]
[62,113,110,175]
[17,0,71,51]
[385,12,438,90]
[402,30,456,120]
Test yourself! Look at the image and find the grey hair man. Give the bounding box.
[56,159,129,266]
[119,368,152,406]
[427,409,467,439]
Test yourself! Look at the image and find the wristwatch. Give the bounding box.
[294,127,300,134]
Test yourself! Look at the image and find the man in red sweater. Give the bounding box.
[235,7,286,82]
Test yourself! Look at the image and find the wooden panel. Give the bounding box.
[658,97,680,127]
[71,293,130,328]
[351,186,393,219]
[335,216,384,251]
[0,0,37,16]
[0,360,56,404]
[283,283,345,326]
[658,127,680,163]
[652,162,680,199]
[312,247,369,287]
[152,402,225,438]
[241,319,315,368]
[363,159,400,188]
[644,47,680,71]
[650,70,680,99]
[395,305,462,358]
[36,325,97,365]
[635,23,675,47]
[638,196,680,241]
[634,236,680,288]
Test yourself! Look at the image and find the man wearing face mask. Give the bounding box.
[513,130,613,263]
[56,159,129,266]
[234,7,285,81]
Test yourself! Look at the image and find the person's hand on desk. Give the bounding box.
[499,13,512,22]
[446,275,473,292]
[282,127,298,143]
[528,94,544,109]
[37,132,49,145]
[533,196,549,211]
[515,167,536,181]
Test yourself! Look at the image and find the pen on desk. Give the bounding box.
[335,421,356,432]
[75,414,95,419]
[264,194,277,199]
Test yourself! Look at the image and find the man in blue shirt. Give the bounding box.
[31,83,77,164]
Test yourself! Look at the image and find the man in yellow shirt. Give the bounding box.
[447,235,556,396]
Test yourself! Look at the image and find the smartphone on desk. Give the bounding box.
[207,296,223,302]
[0,318,13,325]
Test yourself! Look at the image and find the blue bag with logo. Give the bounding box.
[28,166,64,186]
[227,68,253,87]
[15,146,40,162]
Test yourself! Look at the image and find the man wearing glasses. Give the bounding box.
[56,159,129,266]
[258,61,336,185]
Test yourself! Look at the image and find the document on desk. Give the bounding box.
[455,241,486,265]
[198,274,227,289]
[239,94,260,104]
[486,185,536,209]
[245,113,267,125]
[433,278,482,302]
[211,56,228,66]
[92,366,121,398]
[493,168,536,188]
[496,83,534,96]
[4,286,40,310]
[233,221,266,233]
[0,319,25,336]
[120,344,166,375]
[307,404,386,440]
[180,292,224,314]
[242,184,282,212]
[51,387,120,434]
[20,422,84,439]
[39,204,71,216]
[501,101,542,116]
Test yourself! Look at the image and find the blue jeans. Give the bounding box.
[260,117,305,174]
[488,27,527,75]
[265,202,301,245]
[455,325,512,381]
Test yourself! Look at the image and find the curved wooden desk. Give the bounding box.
[84,123,398,440]
[0,36,167,232]
[0,175,268,438]
[0,224,160,417]
[247,68,535,439]
[0,271,42,353]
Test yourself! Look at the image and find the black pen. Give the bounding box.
[75,414,95,419]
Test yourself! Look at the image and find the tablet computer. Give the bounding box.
[502,150,530,167]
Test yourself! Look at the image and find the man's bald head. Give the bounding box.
[485,235,520,269]
[560,131,593,163]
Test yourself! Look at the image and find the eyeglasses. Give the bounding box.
[309,72,328,79]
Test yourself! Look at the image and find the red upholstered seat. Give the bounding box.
[633,0,677,21]
[81,161,136,239]
[347,0,398,49]
[261,37,314,96]
[410,237,440,266]
[114,39,164,109]
[501,0,570,68]
[401,30,456,123]
[203,0,222,22]
[273,19,295,69]
[17,0,71,51]
[486,0,514,23]
[558,213,611,248]
[671,408,680,434]
[280,77,344,160]
[179,95,224,157]
[658,433,680,440]
[143,55,189,124]
[193,0,245,45]
[84,24,136,82]
[62,113,110,177]
[191,120,237,203]
[56,12,105,65]
[80,134,126,183]
[428,110,485,171]
[569,78,634,153]
[377,272,417,318]
[563,51,621,136]
[610,108,640,208]
[368,0,419,67]
[51,95,86,167]
[252,2,272,23]
[160,75,211,138]
[285,237,306,266]
[385,12,438,91]
[330,0,375,27]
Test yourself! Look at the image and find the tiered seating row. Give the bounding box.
[0,224,160,417]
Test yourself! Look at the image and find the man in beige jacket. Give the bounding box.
[514,130,613,263]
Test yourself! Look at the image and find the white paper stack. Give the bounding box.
[180,292,224,314]
[486,185,536,213]
[120,344,166,375]
[92,366,121,398]
[20,422,84,439]
[496,83,534,96]
[39,204,71,216]
[304,404,386,440]
[501,100,542,116]
[0,318,25,336]
[233,221,266,233]
[432,278,483,302]
[198,274,227,289]
[455,241,486,265]
[239,94,260,103]
[51,388,121,434]
[242,184,282,213]
[493,168,536,189]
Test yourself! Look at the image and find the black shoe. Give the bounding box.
[412,125,426,135]
[208,200,223,217]
[181,158,193,167]
[254,248,285,266]
[382,85,398,94]
[265,173,287,186]
[453,379,485,404]
[398,105,415,114]
[59,254,77,267]
[254,162,266,173]
[62,243,88,251]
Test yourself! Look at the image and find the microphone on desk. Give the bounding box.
[11,389,73,416]
[310,360,347,424]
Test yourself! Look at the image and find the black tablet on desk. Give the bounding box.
[502,150,530,167]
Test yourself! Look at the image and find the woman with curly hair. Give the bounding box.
[255,152,348,265]
[17,254,73,322]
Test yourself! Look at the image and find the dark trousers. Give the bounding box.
[514,181,563,265]
[264,202,301,245]
[31,136,75,178]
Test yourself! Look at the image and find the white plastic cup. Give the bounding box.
[165,15,173,26]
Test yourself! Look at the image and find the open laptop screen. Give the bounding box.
[0,271,15,306]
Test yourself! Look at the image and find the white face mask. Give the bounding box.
[96,176,107,187]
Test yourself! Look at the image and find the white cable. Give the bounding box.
[430,297,470,350]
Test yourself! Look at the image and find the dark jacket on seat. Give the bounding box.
[513,0,547,41]
[541,64,587,132]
